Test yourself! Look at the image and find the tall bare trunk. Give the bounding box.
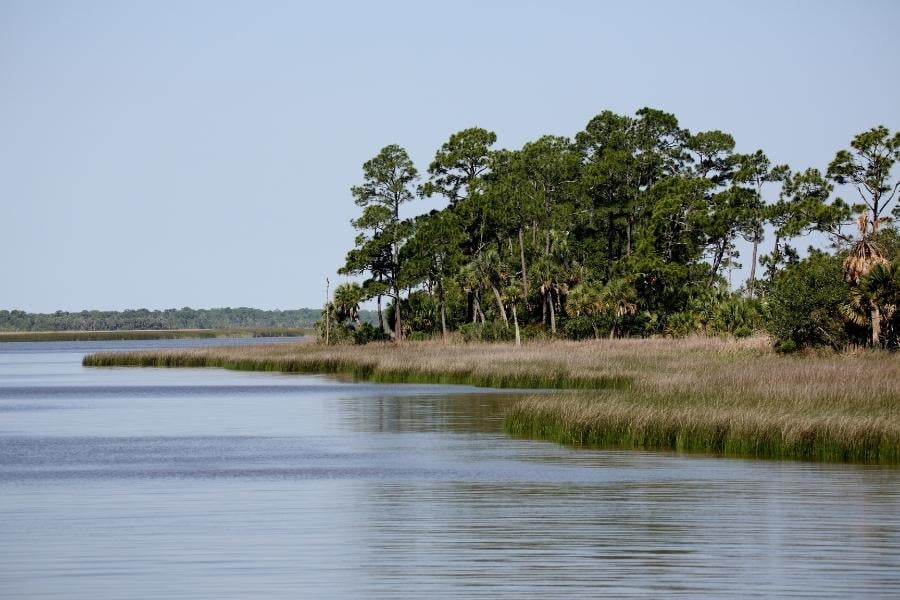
[541,290,547,325]
[392,235,402,340]
[511,303,520,346]
[491,285,509,327]
[518,228,529,298]
[709,241,726,287]
[473,294,485,324]
[748,235,759,298]
[377,295,390,336]
[394,287,402,341]
[438,281,447,340]
[548,292,556,335]
[872,306,882,347]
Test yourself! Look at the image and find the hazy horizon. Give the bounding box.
[3,0,898,312]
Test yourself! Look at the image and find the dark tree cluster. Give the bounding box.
[0,307,376,332]
[330,109,899,350]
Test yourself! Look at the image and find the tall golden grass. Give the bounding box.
[83,336,900,463]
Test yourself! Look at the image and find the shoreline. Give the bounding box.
[81,337,900,464]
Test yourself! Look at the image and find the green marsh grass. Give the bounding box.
[82,336,900,463]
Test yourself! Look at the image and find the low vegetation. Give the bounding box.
[83,336,900,464]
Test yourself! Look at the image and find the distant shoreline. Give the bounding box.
[0,328,310,342]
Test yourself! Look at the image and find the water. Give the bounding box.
[1,340,899,598]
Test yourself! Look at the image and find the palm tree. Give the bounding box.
[600,277,638,339]
[531,256,559,334]
[850,262,900,344]
[503,284,523,346]
[567,282,604,339]
[475,248,509,327]
[332,282,364,326]
[459,263,485,324]
[843,215,889,345]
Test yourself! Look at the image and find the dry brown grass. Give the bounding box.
[83,336,900,463]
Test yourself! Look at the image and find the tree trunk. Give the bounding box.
[518,228,529,298]
[438,281,447,340]
[872,305,882,347]
[377,295,390,336]
[393,287,402,341]
[609,319,616,340]
[592,322,599,340]
[511,303,520,346]
[709,241,726,286]
[548,291,556,335]
[473,294,485,324]
[748,234,759,298]
[392,233,402,340]
[541,290,547,325]
[491,285,509,327]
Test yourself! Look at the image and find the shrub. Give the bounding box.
[665,311,701,338]
[561,315,598,340]
[353,322,388,345]
[766,252,850,351]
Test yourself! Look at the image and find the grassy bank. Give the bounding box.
[505,341,900,464]
[1,328,309,342]
[82,337,900,463]
[82,339,630,389]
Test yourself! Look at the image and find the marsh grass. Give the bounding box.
[82,336,900,463]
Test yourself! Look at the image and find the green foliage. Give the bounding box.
[338,113,899,349]
[665,311,702,338]
[766,252,851,351]
[352,322,388,345]
[709,295,760,337]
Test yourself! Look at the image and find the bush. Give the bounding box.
[710,295,761,337]
[561,315,598,340]
[665,311,701,338]
[353,322,388,345]
[766,252,850,351]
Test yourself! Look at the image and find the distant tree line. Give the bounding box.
[324,108,900,350]
[0,307,377,332]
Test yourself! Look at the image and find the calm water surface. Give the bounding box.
[1,339,899,598]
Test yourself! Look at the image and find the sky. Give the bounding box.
[2,0,898,312]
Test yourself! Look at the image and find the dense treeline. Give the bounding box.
[327,107,900,350]
[0,307,376,332]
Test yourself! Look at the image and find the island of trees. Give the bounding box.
[325,108,899,352]
[0,307,374,333]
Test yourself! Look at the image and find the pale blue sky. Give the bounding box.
[2,0,898,312]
